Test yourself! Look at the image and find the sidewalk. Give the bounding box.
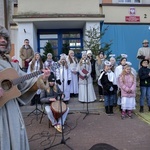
[21,95,150,125]
[21,96,150,150]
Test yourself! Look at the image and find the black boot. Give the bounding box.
[105,106,109,114]
[139,106,144,113]
[70,93,74,97]
[119,105,122,112]
[109,106,114,114]
[148,106,150,112]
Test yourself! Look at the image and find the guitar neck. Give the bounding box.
[13,70,42,85]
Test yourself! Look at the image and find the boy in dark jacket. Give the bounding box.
[138,59,150,112]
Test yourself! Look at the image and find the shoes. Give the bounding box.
[74,94,78,97]
[121,115,125,120]
[64,101,69,104]
[128,114,132,119]
[99,98,104,102]
[54,124,62,133]
[70,93,74,97]
[127,111,132,119]
[139,106,144,113]
[99,95,104,102]
[121,111,126,120]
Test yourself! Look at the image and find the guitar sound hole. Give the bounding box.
[1,80,12,91]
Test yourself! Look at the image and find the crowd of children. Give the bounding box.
[26,48,150,120]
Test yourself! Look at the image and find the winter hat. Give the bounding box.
[142,39,149,44]
[0,25,11,53]
[140,59,149,66]
[48,72,56,82]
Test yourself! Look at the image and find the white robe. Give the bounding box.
[66,57,79,94]
[78,62,96,102]
[0,59,38,150]
[56,65,72,101]
[27,60,42,74]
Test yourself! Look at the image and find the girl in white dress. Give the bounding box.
[27,52,43,74]
[27,52,44,105]
[114,54,128,108]
[66,50,79,97]
[118,64,136,119]
[43,53,55,73]
[78,51,96,103]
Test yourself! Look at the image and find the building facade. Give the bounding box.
[12,0,103,64]
[8,0,150,69]
[101,0,150,70]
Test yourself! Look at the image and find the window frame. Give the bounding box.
[118,0,141,3]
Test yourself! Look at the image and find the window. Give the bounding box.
[118,0,141,3]
[62,32,80,38]
[38,30,83,58]
[40,34,58,39]
[62,31,82,50]
[63,39,81,48]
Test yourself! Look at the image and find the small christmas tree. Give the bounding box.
[84,26,112,58]
[62,41,70,55]
[42,42,54,62]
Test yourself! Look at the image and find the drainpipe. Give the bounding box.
[4,0,8,29]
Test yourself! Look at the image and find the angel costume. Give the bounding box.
[66,55,79,95]
[56,64,72,102]
[78,59,96,102]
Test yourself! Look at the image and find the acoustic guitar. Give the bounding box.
[0,68,42,107]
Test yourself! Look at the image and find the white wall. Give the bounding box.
[112,0,149,4]
[33,24,37,53]
[102,6,150,23]
[18,0,99,14]
[143,0,150,4]
[10,27,18,57]
[0,0,5,26]
[17,23,37,66]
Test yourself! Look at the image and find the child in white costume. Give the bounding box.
[56,54,72,103]
[66,50,79,97]
[118,64,136,119]
[78,51,96,103]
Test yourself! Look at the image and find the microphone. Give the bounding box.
[62,60,65,66]
[36,61,39,71]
